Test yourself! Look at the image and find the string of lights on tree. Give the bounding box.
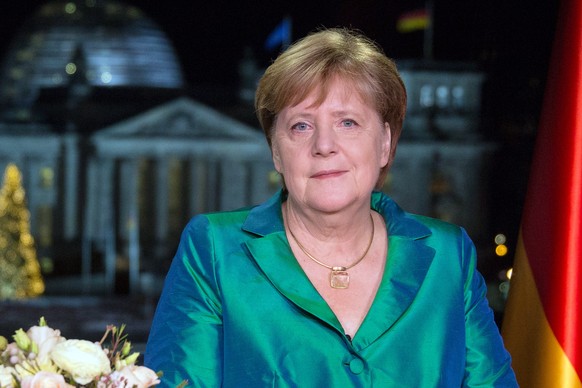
[0,163,44,299]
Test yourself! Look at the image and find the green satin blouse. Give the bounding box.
[145,190,517,387]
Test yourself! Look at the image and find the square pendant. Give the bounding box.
[330,270,350,289]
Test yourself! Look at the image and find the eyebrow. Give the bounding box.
[330,109,358,117]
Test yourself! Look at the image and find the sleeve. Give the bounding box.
[460,228,518,387]
[144,215,223,387]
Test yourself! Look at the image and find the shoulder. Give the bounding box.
[373,192,476,274]
[409,212,475,263]
[187,206,253,228]
[408,212,467,241]
[373,191,467,242]
[178,207,255,249]
[184,190,284,237]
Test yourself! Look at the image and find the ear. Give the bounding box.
[271,140,283,173]
[380,122,392,167]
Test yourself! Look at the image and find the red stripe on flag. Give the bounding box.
[504,0,582,379]
[398,9,428,21]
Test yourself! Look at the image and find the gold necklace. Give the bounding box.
[286,205,375,289]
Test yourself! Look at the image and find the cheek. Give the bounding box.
[271,137,286,173]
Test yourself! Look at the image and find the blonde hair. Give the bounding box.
[255,27,407,189]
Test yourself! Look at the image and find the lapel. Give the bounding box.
[356,192,435,348]
[242,190,435,344]
[243,191,343,330]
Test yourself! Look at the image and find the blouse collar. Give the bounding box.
[242,190,435,348]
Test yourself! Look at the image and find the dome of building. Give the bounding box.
[0,0,185,113]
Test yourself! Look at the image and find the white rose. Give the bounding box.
[50,340,111,385]
[0,365,16,388]
[27,325,65,364]
[110,365,160,388]
[20,371,75,388]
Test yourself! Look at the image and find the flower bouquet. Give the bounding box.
[0,317,161,387]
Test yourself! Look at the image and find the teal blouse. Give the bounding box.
[145,190,517,387]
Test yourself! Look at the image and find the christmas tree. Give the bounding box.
[0,163,45,299]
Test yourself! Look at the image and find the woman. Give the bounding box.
[145,28,517,386]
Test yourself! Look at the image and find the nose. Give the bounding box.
[311,124,338,157]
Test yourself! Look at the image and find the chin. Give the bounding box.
[304,190,364,213]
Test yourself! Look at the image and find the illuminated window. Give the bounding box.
[452,86,465,110]
[168,158,187,237]
[436,86,449,108]
[39,167,54,189]
[36,205,53,248]
[420,84,434,108]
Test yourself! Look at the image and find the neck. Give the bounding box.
[284,200,376,265]
[285,199,372,239]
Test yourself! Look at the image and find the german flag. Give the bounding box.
[501,0,582,386]
[396,8,430,33]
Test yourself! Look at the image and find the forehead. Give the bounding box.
[290,77,370,111]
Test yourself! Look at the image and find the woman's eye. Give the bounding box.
[291,122,310,131]
[341,119,356,128]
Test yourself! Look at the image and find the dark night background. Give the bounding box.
[0,0,567,342]
[0,1,560,100]
[0,0,563,257]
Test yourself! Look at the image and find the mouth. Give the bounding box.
[311,170,346,179]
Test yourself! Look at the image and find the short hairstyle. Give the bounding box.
[255,27,407,188]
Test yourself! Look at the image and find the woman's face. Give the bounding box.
[272,77,391,214]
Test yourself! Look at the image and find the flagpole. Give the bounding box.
[423,0,434,60]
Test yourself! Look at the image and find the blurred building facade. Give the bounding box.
[0,0,276,294]
[389,60,493,240]
[0,0,497,296]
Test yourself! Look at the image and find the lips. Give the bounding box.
[311,170,347,179]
